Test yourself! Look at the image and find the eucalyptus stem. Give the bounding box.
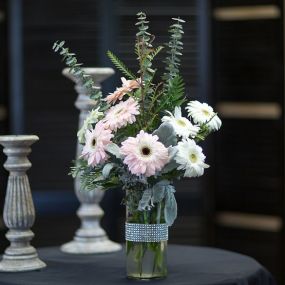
[52,41,103,102]
[163,17,185,84]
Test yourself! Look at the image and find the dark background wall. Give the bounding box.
[0,1,8,210]
[0,0,284,283]
[212,0,284,281]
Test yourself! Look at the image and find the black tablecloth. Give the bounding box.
[0,245,275,285]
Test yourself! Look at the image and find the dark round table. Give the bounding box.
[0,245,275,285]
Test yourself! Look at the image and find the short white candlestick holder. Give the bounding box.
[0,135,46,272]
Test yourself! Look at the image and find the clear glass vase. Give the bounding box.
[125,189,168,279]
[126,240,167,279]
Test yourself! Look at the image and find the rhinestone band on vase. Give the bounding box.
[125,223,168,242]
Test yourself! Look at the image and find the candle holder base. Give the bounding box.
[60,238,122,254]
[0,249,46,272]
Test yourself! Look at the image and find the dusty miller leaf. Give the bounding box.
[152,180,169,203]
[102,163,114,178]
[138,188,153,211]
[164,185,177,226]
[153,122,177,147]
[105,143,123,159]
[162,146,178,173]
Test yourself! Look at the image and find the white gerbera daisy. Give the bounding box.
[186,101,222,131]
[77,107,104,143]
[175,138,209,177]
[162,107,199,138]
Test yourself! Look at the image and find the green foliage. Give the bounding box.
[161,147,178,173]
[80,167,120,191]
[138,188,153,211]
[80,169,103,190]
[107,50,136,79]
[163,17,185,85]
[69,159,88,178]
[146,75,185,128]
[52,41,103,102]
[70,158,120,190]
[124,187,145,217]
[133,15,186,129]
[148,46,164,61]
[194,115,219,143]
[135,12,159,128]
[164,185,177,226]
[135,12,155,84]
[163,75,185,110]
[102,13,186,132]
[105,143,123,159]
[136,181,177,226]
[136,12,153,47]
[102,163,115,178]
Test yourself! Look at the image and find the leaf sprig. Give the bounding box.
[107,50,136,79]
[163,17,185,85]
[160,75,186,112]
[52,41,104,102]
[135,12,156,83]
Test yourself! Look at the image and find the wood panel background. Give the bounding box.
[211,0,284,282]
[0,1,8,218]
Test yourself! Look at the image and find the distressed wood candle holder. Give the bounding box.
[0,135,46,272]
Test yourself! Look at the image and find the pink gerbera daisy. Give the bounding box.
[103,98,140,132]
[81,120,114,167]
[105,86,128,105]
[121,77,141,91]
[120,131,169,177]
[105,77,141,104]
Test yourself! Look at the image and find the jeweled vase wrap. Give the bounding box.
[125,223,168,242]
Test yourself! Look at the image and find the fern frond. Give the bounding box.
[167,75,186,107]
[148,46,163,61]
[107,50,136,79]
[158,75,185,112]
[80,165,120,191]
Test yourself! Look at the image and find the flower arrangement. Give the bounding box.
[53,11,221,279]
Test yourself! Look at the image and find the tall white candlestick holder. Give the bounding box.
[60,67,122,254]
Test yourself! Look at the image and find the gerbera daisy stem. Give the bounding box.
[149,82,163,111]
[143,210,148,224]
[156,202,162,224]
[140,78,146,126]
[144,114,157,131]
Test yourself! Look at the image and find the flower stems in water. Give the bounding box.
[126,201,167,279]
